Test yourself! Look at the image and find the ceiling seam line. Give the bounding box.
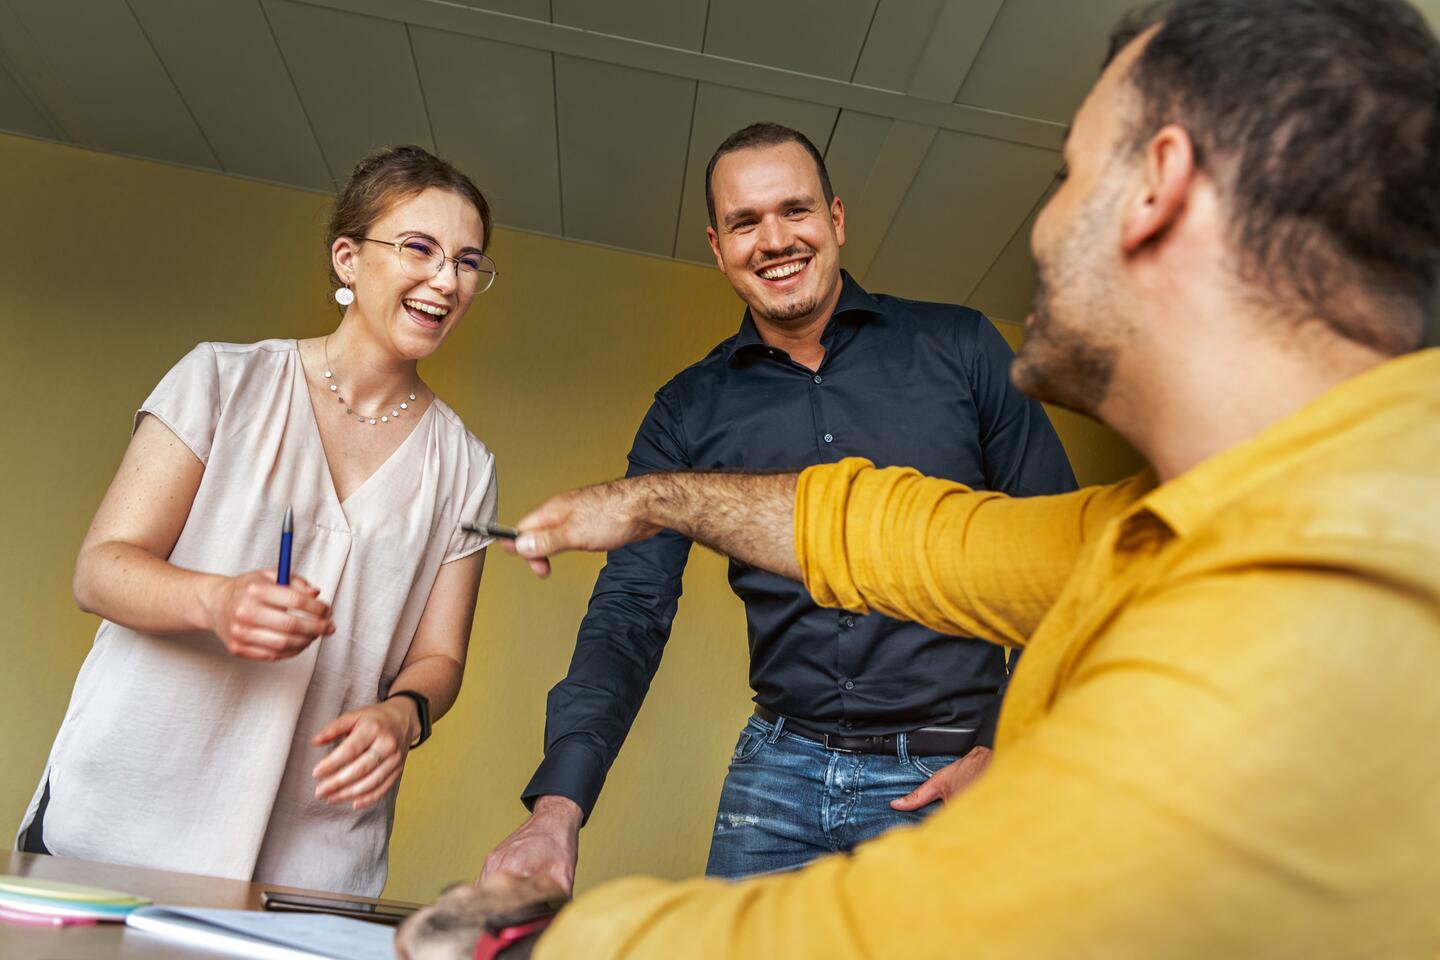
[847,0,882,84]
[858,128,941,281]
[700,0,712,52]
[0,0,83,143]
[286,0,1062,150]
[821,108,842,159]
[950,0,1006,99]
[258,0,336,187]
[122,0,224,171]
[551,51,564,236]
[671,79,701,259]
[962,175,1057,304]
[0,47,65,140]
[404,23,439,153]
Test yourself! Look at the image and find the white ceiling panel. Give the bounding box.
[967,180,1056,324]
[555,57,693,255]
[821,110,893,217]
[671,84,839,265]
[954,0,1138,123]
[552,0,708,50]
[262,0,433,182]
[447,0,551,20]
[411,27,561,236]
[850,0,946,92]
[863,131,1058,306]
[704,0,879,82]
[127,0,332,191]
[0,0,215,168]
[0,58,56,140]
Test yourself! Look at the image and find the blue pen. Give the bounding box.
[277,505,293,586]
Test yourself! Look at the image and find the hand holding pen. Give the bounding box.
[198,506,336,661]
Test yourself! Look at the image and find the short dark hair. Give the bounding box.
[1106,0,1440,353]
[704,123,835,230]
[327,145,493,290]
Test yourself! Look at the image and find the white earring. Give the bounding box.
[334,286,355,306]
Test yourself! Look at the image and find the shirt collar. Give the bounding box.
[1136,348,1440,539]
[727,271,882,364]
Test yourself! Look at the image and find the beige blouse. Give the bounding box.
[20,339,496,895]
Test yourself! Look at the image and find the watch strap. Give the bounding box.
[385,690,431,748]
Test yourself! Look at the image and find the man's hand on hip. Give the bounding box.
[890,745,993,811]
[480,795,583,896]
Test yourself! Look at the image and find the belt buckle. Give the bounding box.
[822,733,857,754]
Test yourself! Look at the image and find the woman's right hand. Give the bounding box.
[203,570,335,661]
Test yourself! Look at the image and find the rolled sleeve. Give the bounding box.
[796,458,1139,647]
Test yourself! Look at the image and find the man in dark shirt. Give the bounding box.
[482,122,1075,889]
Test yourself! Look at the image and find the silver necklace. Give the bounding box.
[322,337,418,426]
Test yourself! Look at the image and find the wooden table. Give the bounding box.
[2,851,417,958]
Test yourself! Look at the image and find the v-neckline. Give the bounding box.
[289,340,434,522]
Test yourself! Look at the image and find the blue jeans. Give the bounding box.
[705,714,960,880]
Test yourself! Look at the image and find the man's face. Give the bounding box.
[706,142,846,327]
[1013,38,1147,415]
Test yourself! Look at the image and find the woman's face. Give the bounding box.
[334,186,488,361]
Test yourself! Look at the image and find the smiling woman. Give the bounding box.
[15,145,501,896]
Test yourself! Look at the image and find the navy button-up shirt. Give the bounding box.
[524,273,1076,819]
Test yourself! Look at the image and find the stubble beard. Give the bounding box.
[760,294,821,325]
[1012,191,1125,417]
[748,244,825,327]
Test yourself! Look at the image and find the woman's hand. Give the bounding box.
[311,699,416,810]
[202,570,334,661]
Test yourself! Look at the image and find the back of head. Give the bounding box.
[1109,0,1440,353]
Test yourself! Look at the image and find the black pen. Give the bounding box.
[462,522,518,541]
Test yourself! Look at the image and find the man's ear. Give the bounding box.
[830,195,846,249]
[706,226,725,272]
[1121,124,1195,254]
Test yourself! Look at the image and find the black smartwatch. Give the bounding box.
[385,690,431,748]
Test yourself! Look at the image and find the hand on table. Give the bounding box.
[311,698,415,809]
[503,480,660,578]
[203,570,334,661]
[396,873,569,960]
[890,745,994,811]
[481,796,583,897]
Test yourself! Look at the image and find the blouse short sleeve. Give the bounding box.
[133,342,221,463]
[444,444,498,563]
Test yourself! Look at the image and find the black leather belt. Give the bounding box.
[754,706,978,757]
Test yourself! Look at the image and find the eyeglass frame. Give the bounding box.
[357,234,499,294]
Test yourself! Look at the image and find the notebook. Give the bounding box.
[0,874,150,922]
[125,906,397,960]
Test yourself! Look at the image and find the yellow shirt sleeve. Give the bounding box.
[536,569,1440,958]
[795,457,1148,646]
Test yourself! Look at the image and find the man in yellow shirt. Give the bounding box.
[399,0,1440,956]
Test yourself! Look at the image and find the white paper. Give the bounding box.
[126,905,396,960]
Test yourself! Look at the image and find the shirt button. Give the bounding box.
[823,433,834,443]
[843,680,855,691]
[813,374,823,384]
[842,616,855,628]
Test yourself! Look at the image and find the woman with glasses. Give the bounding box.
[17,145,500,895]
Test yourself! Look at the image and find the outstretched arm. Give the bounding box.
[509,470,800,581]
[509,459,1144,646]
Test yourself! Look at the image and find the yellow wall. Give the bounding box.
[0,131,1143,903]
